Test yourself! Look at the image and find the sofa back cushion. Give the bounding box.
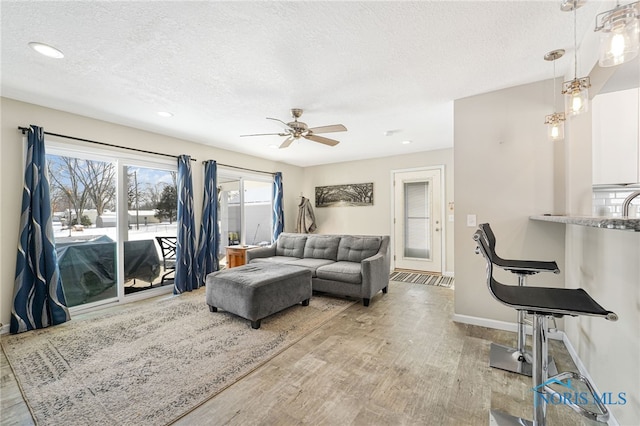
[276,233,307,258]
[337,236,382,263]
[303,235,340,261]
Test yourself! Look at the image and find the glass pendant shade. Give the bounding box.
[563,3,590,117]
[563,77,590,116]
[545,113,566,141]
[596,3,640,67]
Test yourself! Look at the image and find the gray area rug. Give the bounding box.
[1,289,354,425]
[389,270,454,288]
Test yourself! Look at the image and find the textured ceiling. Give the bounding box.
[1,1,607,167]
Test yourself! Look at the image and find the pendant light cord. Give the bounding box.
[553,60,557,107]
[573,7,578,79]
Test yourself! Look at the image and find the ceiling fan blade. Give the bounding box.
[279,136,295,149]
[307,124,347,134]
[266,117,291,128]
[240,132,288,137]
[304,134,340,146]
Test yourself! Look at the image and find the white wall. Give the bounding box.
[302,149,454,273]
[453,79,566,324]
[0,97,304,328]
[564,225,639,425]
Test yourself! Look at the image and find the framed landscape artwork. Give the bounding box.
[315,182,373,207]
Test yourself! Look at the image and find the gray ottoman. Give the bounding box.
[206,263,312,329]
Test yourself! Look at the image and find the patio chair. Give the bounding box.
[155,236,177,284]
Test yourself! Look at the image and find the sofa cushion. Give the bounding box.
[284,258,335,277]
[303,235,340,261]
[250,256,301,265]
[337,236,382,263]
[275,233,307,258]
[316,261,362,284]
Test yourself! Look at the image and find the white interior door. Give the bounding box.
[393,169,442,273]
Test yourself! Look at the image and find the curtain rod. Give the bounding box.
[210,161,276,176]
[18,127,197,162]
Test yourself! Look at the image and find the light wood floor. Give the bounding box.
[2,281,603,425]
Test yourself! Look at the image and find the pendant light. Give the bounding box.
[562,1,591,117]
[544,49,566,141]
[594,1,640,67]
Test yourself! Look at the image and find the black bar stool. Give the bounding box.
[473,230,617,426]
[478,223,560,377]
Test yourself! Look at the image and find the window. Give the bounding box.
[46,142,177,310]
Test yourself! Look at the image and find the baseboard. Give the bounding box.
[451,314,563,340]
[0,323,10,335]
[452,313,517,332]
[442,271,454,278]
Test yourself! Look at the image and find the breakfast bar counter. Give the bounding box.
[530,215,640,232]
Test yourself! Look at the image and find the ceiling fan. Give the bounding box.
[240,108,347,148]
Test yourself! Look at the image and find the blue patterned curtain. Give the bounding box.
[11,125,70,334]
[195,160,219,288]
[272,172,284,242]
[174,155,197,294]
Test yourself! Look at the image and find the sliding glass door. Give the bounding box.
[244,179,273,245]
[46,143,177,310]
[217,171,272,268]
[218,177,242,265]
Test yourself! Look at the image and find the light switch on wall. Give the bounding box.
[448,215,454,222]
[466,214,477,227]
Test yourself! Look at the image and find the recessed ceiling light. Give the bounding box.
[157,111,173,117]
[402,140,412,145]
[28,42,64,59]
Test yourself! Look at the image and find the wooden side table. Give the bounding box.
[225,245,258,268]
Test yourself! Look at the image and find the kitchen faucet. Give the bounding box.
[622,191,640,217]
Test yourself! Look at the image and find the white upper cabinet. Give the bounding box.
[592,88,640,185]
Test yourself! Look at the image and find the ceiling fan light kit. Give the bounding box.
[241,109,347,149]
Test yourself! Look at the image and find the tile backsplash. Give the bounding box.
[593,187,640,217]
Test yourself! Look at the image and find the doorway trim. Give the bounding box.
[390,165,446,274]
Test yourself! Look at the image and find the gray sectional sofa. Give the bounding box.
[246,233,391,306]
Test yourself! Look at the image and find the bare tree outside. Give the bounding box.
[144,182,164,209]
[76,160,116,216]
[48,157,91,225]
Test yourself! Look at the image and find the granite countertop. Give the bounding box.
[530,215,640,232]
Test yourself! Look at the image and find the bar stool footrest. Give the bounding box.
[542,371,610,423]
